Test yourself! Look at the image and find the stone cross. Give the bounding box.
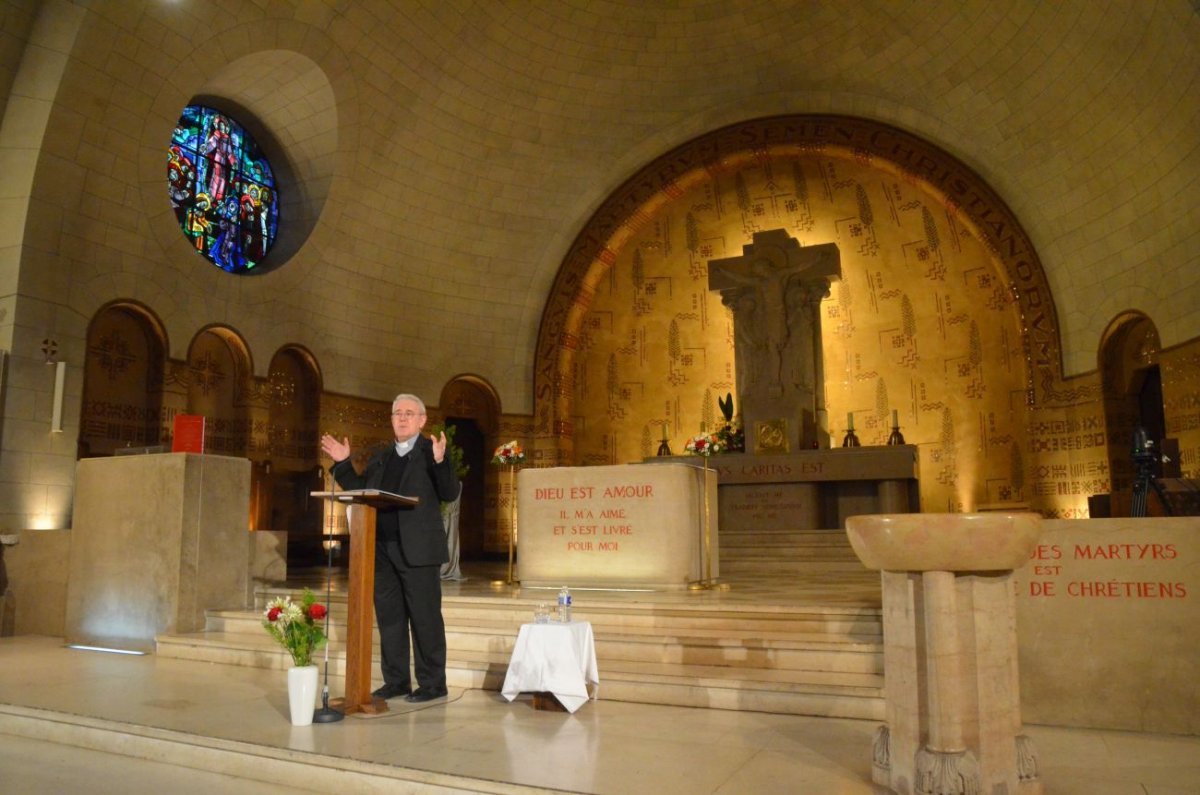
[708,230,840,451]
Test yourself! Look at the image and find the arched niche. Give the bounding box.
[263,345,324,561]
[79,301,169,457]
[1099,312,1164,493]
[438,374,502,560]
[533,114,1058,513]
[266,345,323,464]
[184,325,254,456]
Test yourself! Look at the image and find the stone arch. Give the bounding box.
[1098,311,1164,493]
[437,374,503,561]
[533,114,1062,472]
[438,374,501,435]
[79,301,170,458]
[266,344,323,463]
[183,325,255,456]
[263,344,325,562]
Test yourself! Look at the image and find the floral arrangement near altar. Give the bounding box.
[715,392,745,452]
[262,589,327,667]
[684,430,723,457]
[492,440,526,465]
[715,419,745,453]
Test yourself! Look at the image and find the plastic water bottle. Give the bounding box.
[557,586,572,623]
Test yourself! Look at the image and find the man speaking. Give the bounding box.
[320,393,460,703]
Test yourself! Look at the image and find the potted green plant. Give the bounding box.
[428,422,469,580]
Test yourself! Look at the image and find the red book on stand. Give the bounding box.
[172,414,206,453]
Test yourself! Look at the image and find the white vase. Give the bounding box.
[287,664,319,726]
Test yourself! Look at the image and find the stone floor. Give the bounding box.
[1,559,1197,794]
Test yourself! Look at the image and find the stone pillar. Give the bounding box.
[877,479,911,513]
[846,513,1044,795]
[65,453,251,652]
[0,533,14,636]
[708,229,840,452]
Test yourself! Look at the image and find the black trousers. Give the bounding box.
[374,540,447,692]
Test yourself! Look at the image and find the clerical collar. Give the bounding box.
[394,436,418,457]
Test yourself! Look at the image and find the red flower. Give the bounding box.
[266,606,282,622]
[308,603,327,620]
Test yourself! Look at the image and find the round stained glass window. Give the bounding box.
[168,105,279,273]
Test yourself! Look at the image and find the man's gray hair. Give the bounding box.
[392,393,426,413]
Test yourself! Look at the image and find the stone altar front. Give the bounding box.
[65,453,251,652]
[517,463,718,588]
[656,445,919,531]
[1015,517,1199,735]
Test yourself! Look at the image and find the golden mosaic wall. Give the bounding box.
[537,116,1199,519]
[1163,341,1200,481]
[569,149,1027,513]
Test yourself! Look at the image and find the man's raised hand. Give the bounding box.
[320,434,351,462]
[430,430,447,463]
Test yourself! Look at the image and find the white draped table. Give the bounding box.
[501,621,600,713]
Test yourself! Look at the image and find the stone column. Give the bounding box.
[846,513,1044,795]
[0,533,15,636]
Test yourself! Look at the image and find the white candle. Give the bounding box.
[847,412,854,431]
[892,409,898,427]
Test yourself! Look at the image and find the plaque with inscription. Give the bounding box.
[518,463,718,588]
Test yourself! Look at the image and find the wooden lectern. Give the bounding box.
[310,488,419,716]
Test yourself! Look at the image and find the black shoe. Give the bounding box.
[371,683,411,700]
[404,687,447,703]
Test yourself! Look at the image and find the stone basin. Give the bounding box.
[844,512,1042,571]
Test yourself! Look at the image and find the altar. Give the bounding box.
[64,453,251,652]
[649,445,917,537]
[517,462,718,588]
[704,444,919,531]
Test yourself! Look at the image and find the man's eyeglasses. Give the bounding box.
[392,410,423,419]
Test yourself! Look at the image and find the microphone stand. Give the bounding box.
[313,474,344,723]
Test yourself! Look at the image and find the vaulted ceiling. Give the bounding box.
[2,1,1197,410]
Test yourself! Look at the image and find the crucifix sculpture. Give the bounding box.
[708,229,841,452]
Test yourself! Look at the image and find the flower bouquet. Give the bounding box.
[262,589,328,667]
[715,420,745,453]
[715,392,745,452]
[492,440,526,465]
[684,430,723,457]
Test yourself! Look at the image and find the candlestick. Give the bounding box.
[888,408,905,446]
[847,412,854,431]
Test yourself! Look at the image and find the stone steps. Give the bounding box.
[157,591,884,721]
[158,524,885,720]
[719,558,869,575]
[202,608,883,674]
[246,592,882,637]
[720,529,857,547]
[0,701,547,794]
[718,525,869,574]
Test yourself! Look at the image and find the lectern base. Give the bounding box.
[328,696,389,717]
[312,706,344,723]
